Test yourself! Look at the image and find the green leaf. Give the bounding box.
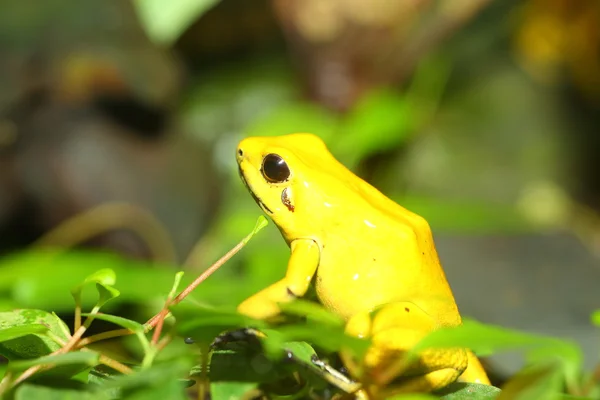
[497,364,562,400]
[591,310,600,327]
[121,377,188,400]
[409,320,582,397]
[0,324,48,342]
[168,271,185,300]
[278,299,344,327]
[0,250,180,312]
[72,269,120,310]
[100,359,193,394]
[133,0,220,45]
[396,196,529,234]
[191,347,293,383]
[274,341,352,390]
[261,323,369,361]
[410,319,581,363]
[0,309,70,360]
[171,304,266,345]
[437,382,502,399]
[15,384,108,400]
[71,269,117,294]
[242,216,269,245]
[281,341,317,366]
[388,395,438,400]
[95,284,121,309]
[336,89,412,168]
[81,313,149,359]
[8,351,101,372]
[80,313,144,333]
[245,102,339,144]
[210,381,258,400]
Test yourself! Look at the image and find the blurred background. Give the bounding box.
[0,0,599,380]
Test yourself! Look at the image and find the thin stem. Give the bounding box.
[197,345,210,400]
[74,302,82,333]
[156,333,173,352]
[76,329,132,348]
[99,354,133,375]
[145,234,249,329]
[582,362,600,396]
[0,372,13,395]
[151,300,169,346]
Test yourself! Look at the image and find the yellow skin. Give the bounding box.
[236,133,490,398]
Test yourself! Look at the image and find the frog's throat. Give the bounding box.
[238,166,273,214]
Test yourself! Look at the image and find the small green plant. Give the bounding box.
[0,215,597,399]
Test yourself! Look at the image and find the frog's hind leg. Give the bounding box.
[342,302,468,398]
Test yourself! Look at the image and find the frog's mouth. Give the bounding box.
[238,165,273,214]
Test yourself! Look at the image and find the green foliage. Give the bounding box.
[0,310,70,360]
[133,0,221,45]
[0,243,597,399]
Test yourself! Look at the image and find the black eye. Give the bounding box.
[262,153,290,183]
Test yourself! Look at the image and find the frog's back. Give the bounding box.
[285,135,461,324]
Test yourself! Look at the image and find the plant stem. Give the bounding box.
[146,234,249,330]
[76,328,132,348]
[99,354,133,375]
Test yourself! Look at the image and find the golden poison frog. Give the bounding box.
[235,133,490,398]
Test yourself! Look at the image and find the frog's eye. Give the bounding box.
[262,153,290,183]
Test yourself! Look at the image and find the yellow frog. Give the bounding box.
[235,133,490,398]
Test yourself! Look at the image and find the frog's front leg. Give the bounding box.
[342,302,467,399]
[237,239,320,320]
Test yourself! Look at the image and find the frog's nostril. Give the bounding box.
[238,148,243,157]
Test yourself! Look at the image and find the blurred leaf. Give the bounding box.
[0,250,181,312]
[191,348,293,383]
[388,395,437,400]
[411,320,580,363]
[120,378,188,400]
[591,310,600,327]
[15,384,107,400]
[245,103,339,144]
[133,0,220,45]
[436,382,502,399]
[410,320,582,396]
[210,381,258,399]
[100,358,193,395]
[335,90,412,168]
[8,351,100,372]
[0,309,70,360]
[397,196,532,233]
[278,299,344,327]
[262,323,369,361]
[81,313,150,354]
[497,364,563,400]
[173,305,266,345]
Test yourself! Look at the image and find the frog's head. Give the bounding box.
[236,133,334,241]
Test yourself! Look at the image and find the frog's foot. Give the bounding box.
[342,302,468,397]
